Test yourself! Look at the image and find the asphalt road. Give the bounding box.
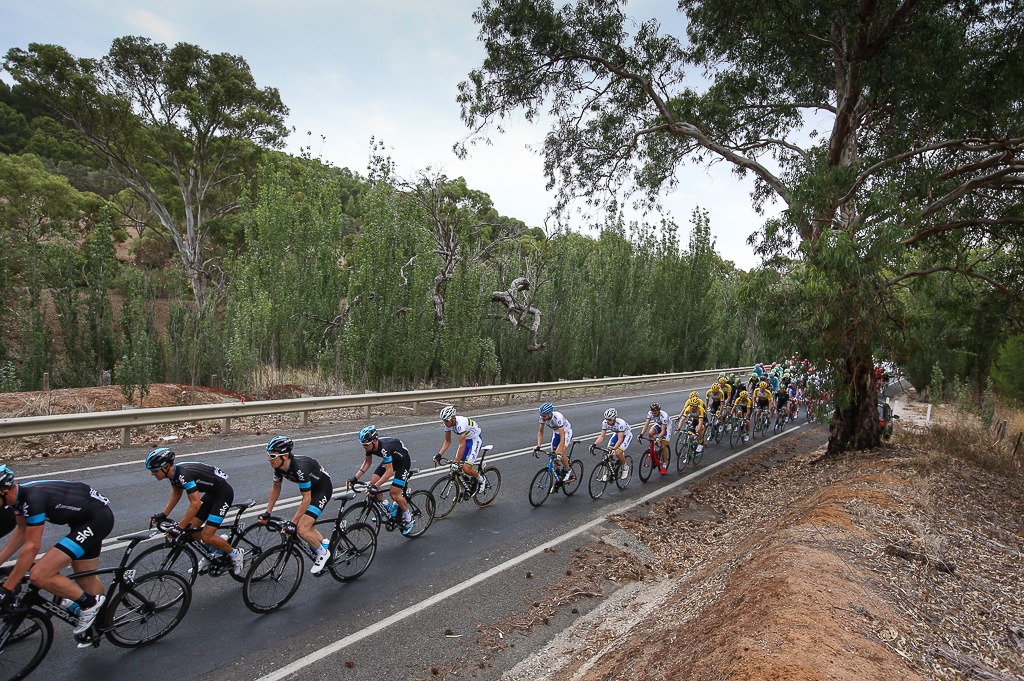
[7,380,817,680]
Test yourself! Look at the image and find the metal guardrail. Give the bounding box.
[0,366,753,445]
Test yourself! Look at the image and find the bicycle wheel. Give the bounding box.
[692,442,704,467]
[677,438,690,473]
[673,430,685,458]
[773,413,783,434]
[402,491,434,538]
[588,462,610,499]
[328,522,377,583]
[429,476,460,519]
[0,612,53,681]
[127,542,199,586]
[340,500,383,536]
[231,522,286,582]
[528,468,553,507]
[473,467,501,507]
[638,450,654,482]
[242,545,303,613]
[562,460,583,496]
[615,455,634,490]
[104,570,192,648]
[730,419,743,448]
[714,417,726,443]
[657,441,671,474]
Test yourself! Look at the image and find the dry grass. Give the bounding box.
[902,418,1022,480]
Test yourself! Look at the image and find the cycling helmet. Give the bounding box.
[759,381,768,389]
[689,391,699,399]
[718,377,727,385]
[650,403,660,412]
[358,425,378,443]
[0,464,13,489]
[686,396,700,406]
[266,435,293,457]
[539,402,554,416]
[740,390,749,398]
[440,405,457,421]
[604,408,617,420]
[145,447,175,470]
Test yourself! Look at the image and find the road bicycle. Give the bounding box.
[241,490,378,613]
[130,498,284,586]
[0,529,192,681]
[705,409,726,444]
[729,411,751,448]
[341,475,434,539]
[588,444,633,499]
[430,446,502,519]
[773,406,790,434]
[636,434,671,482]
[674,416,703,470]
[528,444,583,507]
[752,406,771,439]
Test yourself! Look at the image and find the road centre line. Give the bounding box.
[255,425,803,681]
[16,386,698,480]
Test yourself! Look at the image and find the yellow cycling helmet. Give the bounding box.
[686,396,700,405]
[689,391,699,399]
[759,381,767,389]
[740,390,749,397]
[718,377,727,385]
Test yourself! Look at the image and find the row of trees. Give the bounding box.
[2,9,1022,455]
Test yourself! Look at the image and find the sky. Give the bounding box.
[2,0,784,269]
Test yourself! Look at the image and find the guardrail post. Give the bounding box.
[42,373,49,392]
[221,417,231,433]
[300,411,308,428]
[121,427,130,447]
[458,397,465,410]
[506,393,512,405]
[487,395,493,406]
[413,401,421,415]
[363,405,370,419]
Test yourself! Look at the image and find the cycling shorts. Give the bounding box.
[709,399,722,412]
[756,399,771,410]
[609,431,633,450]
[457,436,483,465]
[197,486,235,528]
[55,505,115,561]
[734,406,750,417]
[304,480,333,519]
[373,449,412,488]
[550,429,573,454]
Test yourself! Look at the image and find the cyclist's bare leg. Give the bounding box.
[458,460,481,480]
[199,523,234,554]
[30,548,100,600]
[296,514,325,549]
[388,485,408,513]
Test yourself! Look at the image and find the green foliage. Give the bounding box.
[115,269,157,406]
[0,361,21,393]
[991,335,1024,405]
[929,362,945,406]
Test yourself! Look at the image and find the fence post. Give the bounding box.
[42,372,49,392]
[413,401,421,416]
[221,417,231,433]
[487,395,493,407]
[363,405,370,419]
[926,404,933,426]
[300,411,308,428]
[1013,432,1023,461]
[121,427,130,447]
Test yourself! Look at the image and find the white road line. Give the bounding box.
[255,425,803,681]
[15,388,696,480]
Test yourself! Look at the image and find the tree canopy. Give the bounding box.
[459,0,1024,453]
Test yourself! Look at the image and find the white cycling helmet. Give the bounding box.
[604,408,617,420]
[440,405,457,421]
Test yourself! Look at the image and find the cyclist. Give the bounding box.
[639,403,672,475]
[349,426,416,536]
[145,448,245,576]
[434,406,485,495]
[752,381,774,428]
[731,390,754,442]
[259,436,333,575]
[773,381,790,422]
[675,392,707,455]
[591,408,631,480]
[705,381,728,421]
[535,402,575,482]
[788,381,802,419]
[0,465,113,635]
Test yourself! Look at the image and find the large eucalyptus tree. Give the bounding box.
[458,0,1024,454]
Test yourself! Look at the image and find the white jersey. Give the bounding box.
[601,417,633,448]
[647,410,672,437]
[444,415,481,441]
[540,411,574,442]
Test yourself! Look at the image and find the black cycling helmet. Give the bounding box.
[266,435,293,457]
[145,447,175,471]
[0,464,13,490]
[358,425,378,444]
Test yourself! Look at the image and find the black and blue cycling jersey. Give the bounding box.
[13,480,113,560]
[274,455,332,518]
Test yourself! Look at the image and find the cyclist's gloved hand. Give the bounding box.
[346,476,359,489]
[282,521,297,535]
[166,525,184,539]
[366,484,380,496]
[432,454,442,465]
[532,446,541,458]
[150,511,167,525]
[589,443,597,453]
[258,512,272,524]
